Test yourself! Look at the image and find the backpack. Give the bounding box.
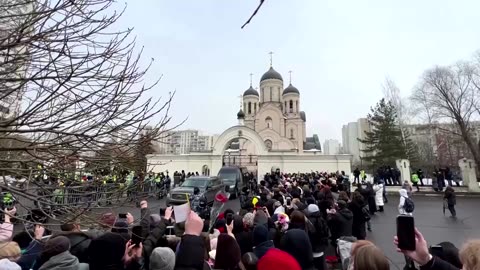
[361,205,371,221]
[309,216,330,247]
[402,197,415,213]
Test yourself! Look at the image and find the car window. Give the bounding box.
[206,179,214,187]
[212,178,221,186]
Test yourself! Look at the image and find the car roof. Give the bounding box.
[187,176,218,180]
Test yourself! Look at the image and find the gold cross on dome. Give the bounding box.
[269,51,274,67]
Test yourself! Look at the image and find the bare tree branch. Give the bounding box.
[241,0,265,29]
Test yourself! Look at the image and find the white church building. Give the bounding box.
[147,63,352,177]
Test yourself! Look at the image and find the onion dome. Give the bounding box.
[283,84,300,95]
[243,86,259,97]
[261,67,283,81]
[237,109,245,119]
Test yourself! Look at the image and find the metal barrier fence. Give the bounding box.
[9,182,166,217]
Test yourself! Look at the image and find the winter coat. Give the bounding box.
[38,251,88,270]
[398,189,412,215]
[327,208,353,241]
[253,240,275,261]
[141,208,152,238]
[373,184,384,206]
[348,200,367,240]
[419,256,461,270]
[307,211,329,254]
[17,240,44,270]
[0,222,13,242]
[280,229,315,270]
[143,219,168,269]
[175,235,206,270]
[57,232,93,264]
[364,186,376,214]
[444,190,456,206]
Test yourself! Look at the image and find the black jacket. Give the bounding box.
[348,200,367,240]
[143,219,168,269]
[253,240,275,260]
[175,235,206,270]
[328,208,353,241]
[60,232,93,264]
[307,211,329,253]
[235,230,253,256]
[420,256,461,270]
[444,190,456,206]
[140,208,152,238]
[280,229,315,270]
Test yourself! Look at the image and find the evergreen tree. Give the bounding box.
[359,98,417,167]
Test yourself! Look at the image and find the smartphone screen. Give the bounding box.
[131,225,143,246]
[226,213,234,225]
[396,215,415,251]
[118,213,127,219]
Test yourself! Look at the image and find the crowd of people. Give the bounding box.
[0,170,474,270]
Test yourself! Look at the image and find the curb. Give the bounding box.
[385,191,480,197]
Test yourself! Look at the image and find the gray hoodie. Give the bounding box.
[39,251,88,270]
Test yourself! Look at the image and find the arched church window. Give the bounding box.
[264,139,273,150]
[284,101,287,113]
[290,128,294,139]
[296,100,298,113]
[289,100,293,113]
[270,87,273,101]
[248,102,251,114]
[265,117,272,129]
[254,103,257,113]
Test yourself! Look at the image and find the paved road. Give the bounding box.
[16,194,480,269]
[367,194,480,268]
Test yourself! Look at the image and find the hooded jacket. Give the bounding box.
[253,225,275,259]
[328,207,353,241]
[174,235,205,270]
[280,229,315,270]
[38,251,88,270]
[398,189,411,215]
[57,231,93,263]
[214,234,242,270]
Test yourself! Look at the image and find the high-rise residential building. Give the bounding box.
[323,139,340,155]
[405,122,480,167]
[341,118,372,164]
[155,130,214,154]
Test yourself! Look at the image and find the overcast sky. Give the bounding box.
[117,0,480,143]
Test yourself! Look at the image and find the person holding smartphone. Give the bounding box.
[394,228,461,270]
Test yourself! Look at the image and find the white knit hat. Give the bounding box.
[307,204,320,214]
[0,259,21,270]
